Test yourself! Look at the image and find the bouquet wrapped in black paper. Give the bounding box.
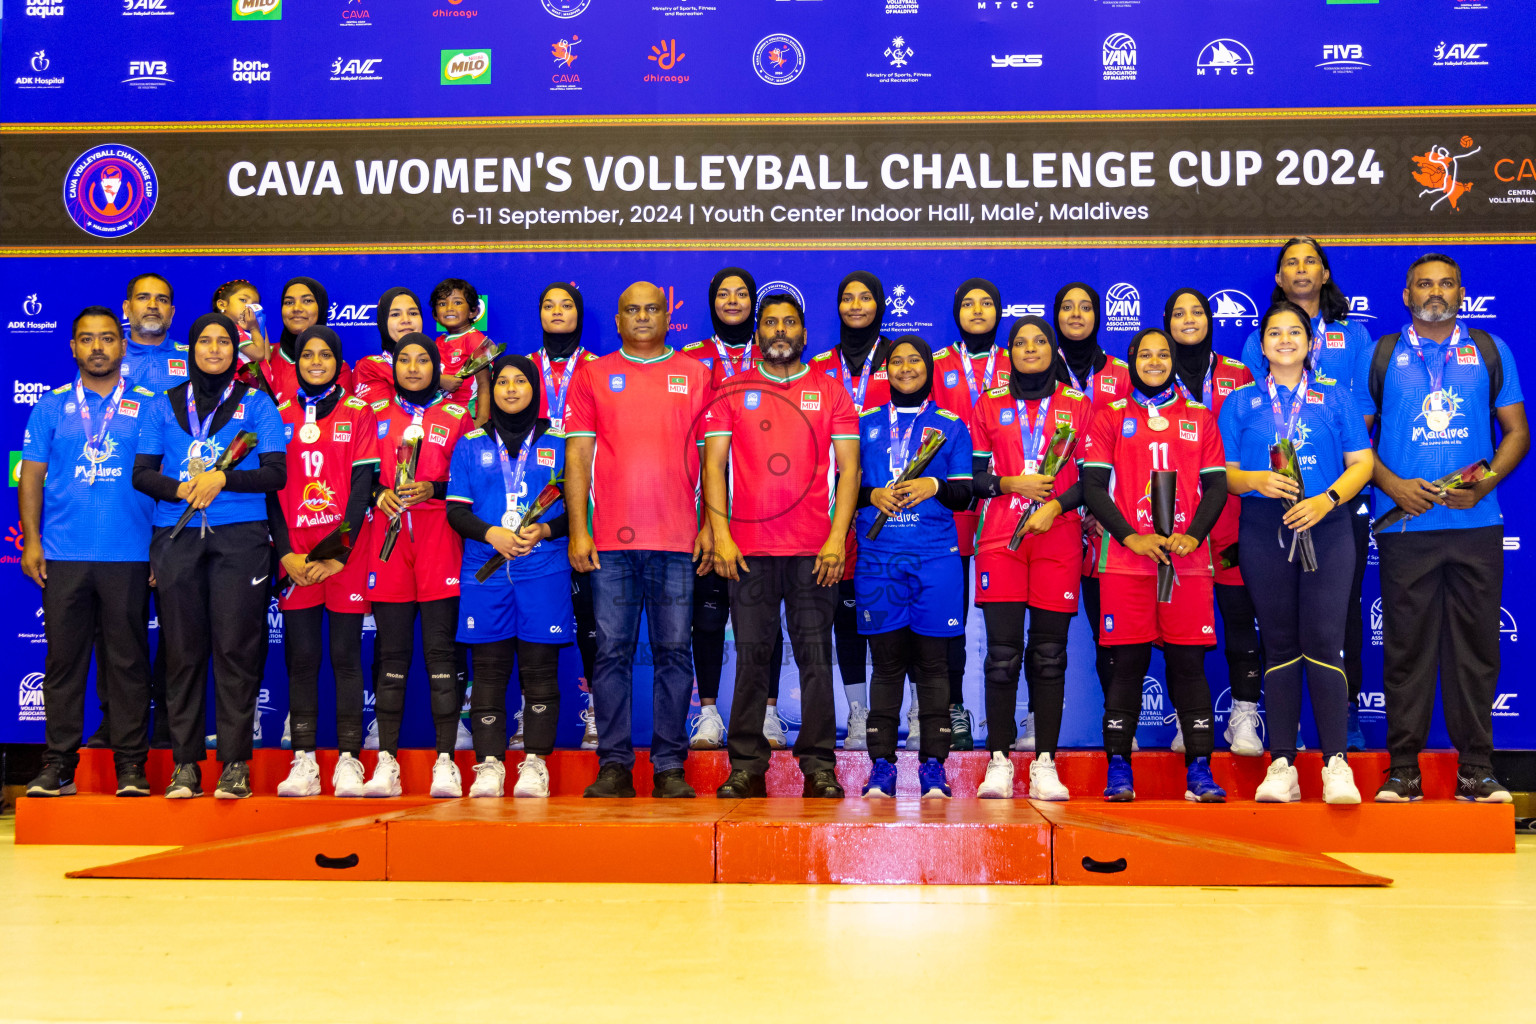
[1007,421,1079,552]
[1372,459,1496,535]
[168,430,260,539]
[1270,439,1318,572]
[1151,469,1178,603]
[378,434,422,562]
[866,426,946,541]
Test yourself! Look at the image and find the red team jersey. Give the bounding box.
[681,336,759,389]
[260,350,355,410]
[529,348,600,431]
[809,345,892,579]
[969,383,1093,556]
[350,353,395,404]
[1066,355,1133,577]
[564,348,714,554]
[701,366,859,557]
[434,329,488,407]
[931,344,1011,422]
[1081,393,1225,578]
[1181,355,1254,585]
[275,394,381,612]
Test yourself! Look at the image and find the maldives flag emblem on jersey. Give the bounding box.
[537,447,556,468]
[1101,376,1117,394]
[1055,409,1073,427]
[429,423,451,446]
[119,399,140,417]
[801,390,821,411]
[1457,345,1479,365]
[1179,419,1198,441]
[1215,377,1235,394]
[333,422,352,442]
[668,375,689,394]
[1306,390,1325,404]
[1326,331,1346,348]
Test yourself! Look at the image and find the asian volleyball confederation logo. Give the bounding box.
[753,34,806,85]
[63,144,158,238]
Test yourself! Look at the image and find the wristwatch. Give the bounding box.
[1326,487,1342,508]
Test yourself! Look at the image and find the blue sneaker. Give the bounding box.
[1103,755,1135,802]
[1184,757,1227,803]
[863,757,898,797]
[1346,703,1365,752]
[918,758,951,798]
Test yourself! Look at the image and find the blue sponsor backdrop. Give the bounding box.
[1,0,1532,750]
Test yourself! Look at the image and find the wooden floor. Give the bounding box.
[3,816,1533,1022]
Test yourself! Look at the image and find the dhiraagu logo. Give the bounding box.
[232,0,281,20]
[442,49,492,84]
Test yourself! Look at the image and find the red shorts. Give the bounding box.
[365,508,463,604]
[843,525,858,582]
[1098,570,1214,646]
[974,522,1080,611]
[1081,518,1102,579]
[1210,527,1243,586]
[280,520,373,614]
[953,510,980,558]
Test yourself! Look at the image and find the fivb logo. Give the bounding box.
[123,60,172,88]
[1347,296,1376,322]
[1103,282,1140,331]
[1318,44,1368,72]
[18,672,46,722]
[232,0,280,19]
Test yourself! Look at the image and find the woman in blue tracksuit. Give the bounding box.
[853,335,974,799]
[447,353,572,799]
[1218,300,1374,806]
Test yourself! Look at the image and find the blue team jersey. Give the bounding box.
[121,338,190,396]
[22,381,156,561]
[853,402,973,557]
[447,427,569,581]
[1358,324,1523,533]
[1242,314,1371,404]
[1217,377,1370,502]
[136,385,287,528]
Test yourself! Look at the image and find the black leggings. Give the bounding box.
[867,627,950,761]
[1079,575,1117,698]
[283,607,366,755]
[1214,582,1263,704]
[571,569,598,682]
[834,577,867,693]
[945,556,971,705]
[469,638,563,758]
[372,598,461,755]
[693,571,783,702]
[1103,642,1213,765]
[981,603,1073,755]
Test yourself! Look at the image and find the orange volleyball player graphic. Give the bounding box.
[552,36,579,68]
[1411,136,1480,212]
[768,46,789,70]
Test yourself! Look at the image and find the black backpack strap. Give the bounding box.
[1368,331,1401,418]
[1468,328,1503,411]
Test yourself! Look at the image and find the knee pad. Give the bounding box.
[983,649,1023,689]
[375,671,407,715]
[1025,641,1068,682]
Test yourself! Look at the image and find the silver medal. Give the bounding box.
[502,510,519,530]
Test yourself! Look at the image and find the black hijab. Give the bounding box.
[1163,287,1214,401]
[539,282,584,360]
[836,271,886,373]
[489,353,546,453]
[884,335,934,408]
[1007,316,1060,402]
[187,312,242,420]
[295,325,346,421]
[375,286,422,357]
[1128,328,1177,401]
[277,276,328,362]
[706,267,758,348]
[392,333,441,407]
[953,277,1002,355]
[1052,281,1105,386]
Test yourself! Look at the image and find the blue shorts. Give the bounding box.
[854,550,964,637]
[456,570,576,644]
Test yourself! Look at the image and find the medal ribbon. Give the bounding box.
[1015,394,1054,473]
[1172,352,1215,406]
[495,430,536,524]
[74,376,125,486]
[711,335,754,379]
[299,384,338,426]
[537,347,583,428]
[1263,370,1310,445]
[957,344,1001,405]
[837,346,878,412]
[1404,323,1462,396]
[887,400,931,474]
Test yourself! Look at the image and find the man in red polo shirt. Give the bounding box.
[565,282,714,799]
[702,293,861,798]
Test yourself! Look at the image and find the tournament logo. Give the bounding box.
[441,49,492,84]
[1412,136,1479,212]
[1104,282,1140,332]
[1209,289,1260,328]
[542,0,590,17]
[1102,33,1136,81]
[232,0,281,19]
[18,672,46,723]
[63,145,158,238]
[755,280,805,315]
[1196,38,1254,76]
[753,33,806,86]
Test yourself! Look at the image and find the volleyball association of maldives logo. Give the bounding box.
[63,145,158,238]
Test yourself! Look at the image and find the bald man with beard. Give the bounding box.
[564,282,716,798]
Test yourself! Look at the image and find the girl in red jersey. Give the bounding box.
[263,277,354,408]
[268,327,381,798]
[362,334,473,798]
[969,317,1093,801]
[429,277,492,426]
[352,286,425,404]
[1081,328,1230,804]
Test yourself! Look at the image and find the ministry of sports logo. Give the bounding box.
[1197,38,1253,76]
[884,36,913,68]
[1103,33,1135,81]
[63,145,158,239]
[1412,136,1479,212]
[753,33,806,85]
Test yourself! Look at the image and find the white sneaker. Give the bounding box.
[364,750,402,798]
[690,705,725,750]
[454,719,474,751]
[764,706,788,750]
[903,707,921,750]
[1322,754,1361,805]
[1255,756,1300,803]
[509,700,526,751]
[513,754,551,798]
[469,757,505,798]
[363,718,380,751]
[579,692,598,750]
[1224,700,1265,757]
[332,753,366,798]
[1011,712,1036,752]
[276,751,321,797]
[280,714,292,751]
[844,701,869,751]
[1170,719,1185,754]
[430,753,462,798]
[977,751,1015,798]
[1131,735,1140,752]
[1029,752,1071,801]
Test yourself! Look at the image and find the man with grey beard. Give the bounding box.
[703,294,862,798]
[121,273,187,394]
[1361,253,1529,803]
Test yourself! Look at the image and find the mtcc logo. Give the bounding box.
[1197,39,1254,76]
[1500,607,1518,642]
[1210,289,1260,327]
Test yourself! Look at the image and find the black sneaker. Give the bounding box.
[802,768,845,798]
[949,704,974,752]
[215,761,252,800]
[651,768,696,798]
[26,764,76,798]
[1456,769,1513,804]
[583,763,636,798]
[716,768,767,799]
[165,762,202,799]
[1374,766,1423,803]
[115,763,151,798]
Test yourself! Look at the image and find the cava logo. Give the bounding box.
[1196,38,1253,76]
[123,0,174,15]
[331,57,383,81]
[1104,282,1140,331]
[1319,44,1368,72]
[441,49,492,84]
[553,37,580,67]
[18,672,46,722]
[232,0,280,19]
[1433,42,1488,67]
[1412,137,1479,213]
[1102,33,1136,81]
[341,0,370,26]
[232,58,270,83]
[123,59,172,89]
[753,33,807,85]
[1210,289,1259,327]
